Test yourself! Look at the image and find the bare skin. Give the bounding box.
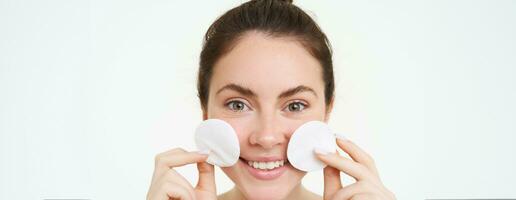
[146,31,395,200]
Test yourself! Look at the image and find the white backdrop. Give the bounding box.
[1,0,515,199]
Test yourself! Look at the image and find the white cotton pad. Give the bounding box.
[194,119,240,167]
[287,121,336,172]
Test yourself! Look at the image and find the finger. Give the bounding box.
[155,148,209,168]
[155,182,193,200]
[315,151,378,183]
[330,182,364,200]
[331,181,377,200]
[158,169,195,199]
[153,148,209,179]
[195,162,216,193]
[350,193,377,200]
[323,166,342,199]
[336,137,379,176]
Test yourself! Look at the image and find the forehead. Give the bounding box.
[210,32,324,97]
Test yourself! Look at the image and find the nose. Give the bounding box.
[248,114,287,149]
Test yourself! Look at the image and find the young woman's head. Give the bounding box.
[197,0,335,199]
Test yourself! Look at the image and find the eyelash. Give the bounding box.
[224,99,308,113]
[225,100,250,112]
[286,100,308,112]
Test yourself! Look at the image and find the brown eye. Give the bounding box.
[287,102,306,112]
[227,100,249,112]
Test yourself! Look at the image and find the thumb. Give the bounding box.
[323,165,342,199]
[195,162,216,193]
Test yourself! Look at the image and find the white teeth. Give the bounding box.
[246,160,285,170]
[266,162,274,169]
[259,162,266,169]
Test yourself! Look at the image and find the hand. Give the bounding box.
[146,148,217,200]
[315,138,396,200]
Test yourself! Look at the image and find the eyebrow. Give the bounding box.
[278,85,318,99]
[216,83,257,97]
[215,83,318,99]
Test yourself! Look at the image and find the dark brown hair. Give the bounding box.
[197,0,334,112]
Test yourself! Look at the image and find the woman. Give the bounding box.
[147,0,395,199]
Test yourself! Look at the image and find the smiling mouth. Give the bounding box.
[239,157,290,170]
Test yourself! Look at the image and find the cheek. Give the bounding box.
[220,166,237,178]
[225,117,306,143]
[221,117,253,143]
[278,118,304,138]
[214,110,327,146]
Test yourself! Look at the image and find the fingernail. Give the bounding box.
[335,133,348,141]
[314,147,330,155]
[196,149,211,155]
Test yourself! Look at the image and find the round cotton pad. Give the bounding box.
[194,119,240,167]
[287,121,336,172]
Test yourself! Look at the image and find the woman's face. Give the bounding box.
[205,31,331,199]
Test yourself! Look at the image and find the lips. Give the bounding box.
[239,157,289,180]
[247,160,285,170]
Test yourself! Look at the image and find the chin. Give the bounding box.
[238,184,298,200]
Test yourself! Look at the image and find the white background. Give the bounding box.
[1,0,515,199]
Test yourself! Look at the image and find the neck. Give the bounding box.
[219,184,320,200]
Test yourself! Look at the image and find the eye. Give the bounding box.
[286,101,307,112]
[225,100,250,112]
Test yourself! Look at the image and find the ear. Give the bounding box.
[202,108,208,120]
[324,96,335,123]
